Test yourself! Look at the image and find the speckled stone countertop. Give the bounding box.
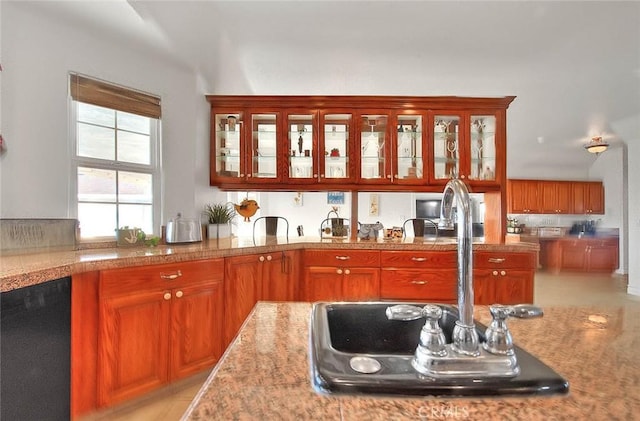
[182,302,639,420]
[0,237,538,292]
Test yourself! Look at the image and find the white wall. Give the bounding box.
[0,3,215,231]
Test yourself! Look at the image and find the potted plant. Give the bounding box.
[204,203,235,239]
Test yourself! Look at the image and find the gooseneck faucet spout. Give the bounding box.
[439,178,480,356]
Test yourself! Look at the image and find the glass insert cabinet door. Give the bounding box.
[321,113,351,181]
[432,114,461,180]
[288,114,315,179]
[395,114,424,182]
[359,114,388,180]
[250,113,278,179]
[214,113,243,179]
[469,114,497,181]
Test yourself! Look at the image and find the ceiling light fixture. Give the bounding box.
[584,136,609,154]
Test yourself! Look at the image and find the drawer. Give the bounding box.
[380,250,456,269]
[474,252,536,269]
[100,258,224,296]
[304,249,380,267]
[380,269,456,301]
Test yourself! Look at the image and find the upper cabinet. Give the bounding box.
[207,96,515,192]
[507,179,604,215]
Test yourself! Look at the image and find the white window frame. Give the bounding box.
[68,99,162,240]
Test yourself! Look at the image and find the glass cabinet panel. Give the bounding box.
[396,114,423,181]
[323,114,351,180]
[288,114,314,179]
[433,115,461,180]
[251,113,278,179]
[214,113,242,178]
[470,115,497,181]
[360,115,388,180]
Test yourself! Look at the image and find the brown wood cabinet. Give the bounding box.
[543,237,618,273]
[379,250,457,302]
[473,251,536,304]
[302,249,380,301]
[224,251,297,346]
[96,259,224,407]
[508,179,604,215]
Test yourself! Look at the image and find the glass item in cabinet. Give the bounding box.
[214,113,242,178]
[288,114,314,179]
[396,115,423,180]
[251,113,278,179]
[360,115,388,180]
[323,114,350,180]
[433,115,460,180]
[470,115,496,181]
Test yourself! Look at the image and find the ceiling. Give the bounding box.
[14,0,640,177]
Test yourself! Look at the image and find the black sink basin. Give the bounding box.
[310,302,569,397]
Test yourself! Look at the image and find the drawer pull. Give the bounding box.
[488,258,506,264]
[160,270,182,280]
[411,280,428,285]
[500,270,507,276]
[259,256,265,262]
[335,256,351,261]
[345,269,351,275]
[411,257,427,262]
[266,255,272,261]
[337,269,343,275]
[175,290,184,298]
[163,292,171,300]
[492,271,499,276]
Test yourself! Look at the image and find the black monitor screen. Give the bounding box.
[416,200,441,219]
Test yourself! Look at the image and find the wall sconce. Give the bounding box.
[584,136,609,154]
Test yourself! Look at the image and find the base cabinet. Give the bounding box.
[303,250,380,301]
[542,237,618,273]
[224,251,297,346]
[97,259,224,408]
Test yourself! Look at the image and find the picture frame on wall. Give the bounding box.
[327,192,345,205]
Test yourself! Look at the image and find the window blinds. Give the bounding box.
[69,73,161,119]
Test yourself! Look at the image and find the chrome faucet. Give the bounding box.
[386,178,545,378]
[438,178,479,356]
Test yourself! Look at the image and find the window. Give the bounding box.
[69,74,161,239]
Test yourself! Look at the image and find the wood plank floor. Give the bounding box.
[79,272,636,421]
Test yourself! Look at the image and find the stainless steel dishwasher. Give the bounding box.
[1,276,71,421]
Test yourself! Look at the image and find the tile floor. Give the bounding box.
[78,271,637,421]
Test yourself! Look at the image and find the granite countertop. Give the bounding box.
[182,302,639,420]
[0,237,538,292]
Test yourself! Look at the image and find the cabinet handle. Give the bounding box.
[488,258,506,264]
[160,270,182,280]
[335,255,350,261]
[461,175,466,179]
[163,292,171,300]
[387,175,392,179]
[313,174,318,178]
[411,257,427,262]
[337,269,343,275]
[500,270,506,276]
[266,255,272,261]
[259,256,265,262]
[492,270,499,276]
[345,269,351,275]
[175,290,183,298]
[240,174,245,177]
[411,280,428,285]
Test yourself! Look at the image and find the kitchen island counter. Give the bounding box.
[0,237,538,292]
[183,302,639,420]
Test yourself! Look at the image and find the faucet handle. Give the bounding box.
[385,304,443,321]
[509,304,543,319]
[483,304,543,356]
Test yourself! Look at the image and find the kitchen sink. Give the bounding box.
[309,302,569,397]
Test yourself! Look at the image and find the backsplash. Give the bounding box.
[0,219,78,251]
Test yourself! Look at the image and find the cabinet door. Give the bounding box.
[303,266,344,302]
[394,113,426,185]
[468,113,498,183]
[540,181,572,214]
[224,255,262,345]
[211,111,246,184]
[342,267,380,300]
[248,112,281,183]
[508,180,539,213]
[560,242,588,271]
[585,182,604,214]
[431,112,464,183]
[358,113,391,184]
[262,252,296,301]
[474,269,533,305]
[170,280,224,380]
[286,112,318,183]
[587,244,618,272]
[319,112,353,183]
[98,290,171,407]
